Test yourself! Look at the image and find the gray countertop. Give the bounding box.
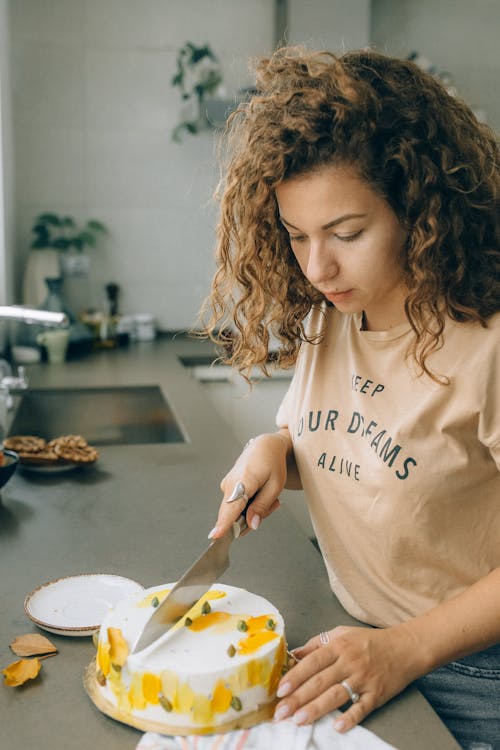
[0,337,460,750]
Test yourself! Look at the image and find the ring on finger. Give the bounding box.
[226,481,249,504]
[319,631,330,645]
[341,679,360,704]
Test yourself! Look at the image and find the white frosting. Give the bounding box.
[96,583,286,730]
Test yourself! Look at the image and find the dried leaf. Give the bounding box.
[10,633,58,657]
[2,658,42,686]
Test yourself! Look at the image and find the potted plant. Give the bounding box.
[31,212,107,253]
[171,42,223,142]
[22,213,108,306]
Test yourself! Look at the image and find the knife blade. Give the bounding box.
[132,515,247,653]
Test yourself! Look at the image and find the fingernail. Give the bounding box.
[334,718,345,732]
[208,526,218,539]
[250,514,261,530]
[293,709,308,725]
[276,681,291,698]
[274,704,291,721]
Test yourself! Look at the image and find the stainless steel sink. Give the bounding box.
[8,386,185,445]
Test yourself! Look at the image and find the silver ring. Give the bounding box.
[341,679,360,704]
[319,631,330,645]
[226,481,249,504]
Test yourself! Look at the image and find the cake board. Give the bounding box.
[83,659,277,737]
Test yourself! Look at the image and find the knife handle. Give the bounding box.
[231,493,255,538]
[232,515,247,538]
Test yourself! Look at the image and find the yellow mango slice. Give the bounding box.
[143,672,162,704]
[107,627,129,667]
[193,693,212,724]
[188,611,232,632]
[97,641,111,676]
[212,681,233,713]
[128,672,147,710]
[238,630,278,655]
[269,638,287,695]
[246,615,270,632]
[175,681,195,713]
[161,669,179,702]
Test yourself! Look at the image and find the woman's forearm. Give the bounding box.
[274,428,302,490]
[394,566,500,677]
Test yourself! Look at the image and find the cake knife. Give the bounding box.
[132,514,248,653]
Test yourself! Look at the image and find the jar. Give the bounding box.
[133,314,156,341]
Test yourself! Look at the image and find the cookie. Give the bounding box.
[3,435,47,454]
[51,435,99,464]
[18,448,59,465]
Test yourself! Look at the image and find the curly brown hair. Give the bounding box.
[198,47,499,381]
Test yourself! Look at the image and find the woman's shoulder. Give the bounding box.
[446,310,500,339]
[443,310,500,368]
[487,310,500,330]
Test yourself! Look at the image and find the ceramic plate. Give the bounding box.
[19,459,97,474]
[19,462,79,474]
[24,574,144,636]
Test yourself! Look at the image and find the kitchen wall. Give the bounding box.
[371,0,500,131]
[9,0,275,328]
[6,1,497,331]
[287,0,370,50]
[0,0,14,308]
[7,0,369,330]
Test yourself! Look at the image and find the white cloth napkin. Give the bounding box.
[135,712,397,750]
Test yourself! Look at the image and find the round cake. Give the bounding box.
[91,583,287,734]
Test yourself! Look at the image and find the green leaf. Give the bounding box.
[78,230,96,248]
[202,70,223,95]
[188,44,217,66]
[52,237,70,250]
[32,239,51,249]
[86,220,107,233]
[32,224,50,238]
[172,121,199,142]
[171,71,183,88]
[37,213,61,226]
[31,225,51,248]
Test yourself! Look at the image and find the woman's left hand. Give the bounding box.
[275,624,424,732]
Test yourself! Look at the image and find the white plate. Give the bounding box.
[19,461,83,475]
[24,574,144,636]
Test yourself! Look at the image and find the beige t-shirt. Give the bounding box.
[276,305,500,627]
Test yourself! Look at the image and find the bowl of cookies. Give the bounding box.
[3,434,99,473]
[0,448,20,488]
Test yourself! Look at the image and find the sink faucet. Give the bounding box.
[0,361,28,391]
[0,305,67,327]
[0,306,67,437]
[0,362,28,441]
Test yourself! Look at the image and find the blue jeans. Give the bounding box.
[415,643,500,750]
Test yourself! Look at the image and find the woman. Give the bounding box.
[201,48,500,749]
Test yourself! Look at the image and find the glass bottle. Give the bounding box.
[40,277,72,319]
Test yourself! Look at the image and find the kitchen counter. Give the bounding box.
[0,337,460,750]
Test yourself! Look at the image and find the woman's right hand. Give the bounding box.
[208,430,293,539]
